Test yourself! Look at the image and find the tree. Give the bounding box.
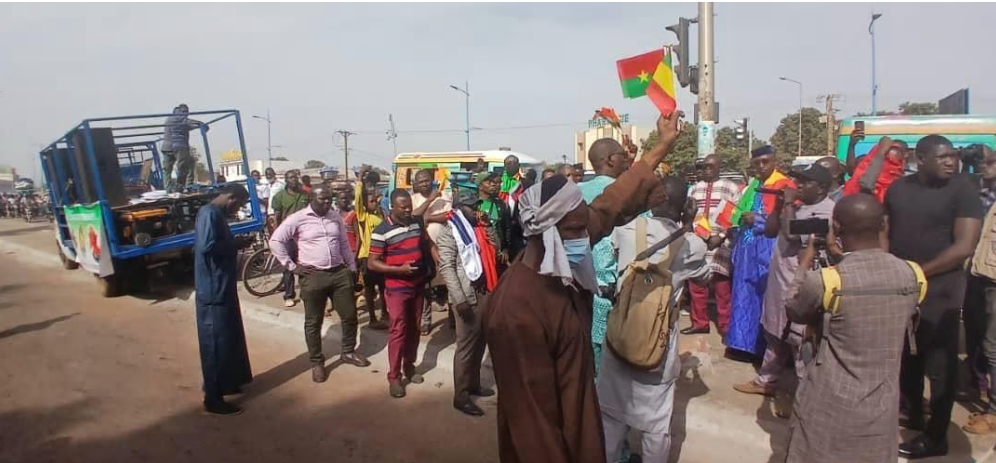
[304,160,326,169]
[714,126,766,174]
[770,107,828,161]
[898,101,938,115]
[640,121,697,176]
[854,101,938,117]
[272,156,290,162]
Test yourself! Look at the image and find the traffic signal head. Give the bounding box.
[734,118,749,140]
[666,17,691,88]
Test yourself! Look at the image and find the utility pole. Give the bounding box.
[387,114,398,156]
[251,109,273,168]
[696,2,716,159]
[336,130,355,180]
[819,94,843,156]
[870,13,882,115]
[449,82,470,151]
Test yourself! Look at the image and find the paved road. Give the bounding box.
[0,221,500,463]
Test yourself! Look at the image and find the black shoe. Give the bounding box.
[390,380,406,398]
[454,399,485,417]
[471,388,495,398]
[680,326,710,335]
[204,399,243,415]
[406,373,425,385]
[899,434,948,460]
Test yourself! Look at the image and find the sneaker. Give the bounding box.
[312,363,327,383]
[733,380,776,397]
[204,399,243,415]
[389,380,406,398]
[963,413,996,435]
[284,299,296,308]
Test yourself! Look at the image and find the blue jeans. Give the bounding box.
[282,270,296,301]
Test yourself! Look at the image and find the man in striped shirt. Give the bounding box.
[368,189,431,398]
[683,155,740,336]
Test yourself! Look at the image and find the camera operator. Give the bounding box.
[733,164,836,398]
[782,194,921,463]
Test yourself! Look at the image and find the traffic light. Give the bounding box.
[666,17,692,88]
[735,118,749,141]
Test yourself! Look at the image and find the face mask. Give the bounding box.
[563,238,591,268]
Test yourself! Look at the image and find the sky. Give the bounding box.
[2,2,995,178]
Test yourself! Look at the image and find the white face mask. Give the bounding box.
[562,238,591,268]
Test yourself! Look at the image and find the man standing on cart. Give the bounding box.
[162,104,206,192]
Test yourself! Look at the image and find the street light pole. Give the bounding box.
[870,13,883,115]
[252,109,273,168]
[780,77,803,157]
[449,82,470,151]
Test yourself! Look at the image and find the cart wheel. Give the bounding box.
[58,243,79,270]
[98,274,124,298]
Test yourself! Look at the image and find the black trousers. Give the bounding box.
[299,266,357,364]
[900,304,960,441]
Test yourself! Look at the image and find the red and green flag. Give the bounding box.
[616,48,678,116]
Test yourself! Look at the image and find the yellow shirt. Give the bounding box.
[354,181,384,259]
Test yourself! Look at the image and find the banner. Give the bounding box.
[64,203,114,276]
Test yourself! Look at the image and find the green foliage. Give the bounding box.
[855,101,938,117]
[898,101,938,115]
[639,121,697,175]
[304,160,326,169]
[640,122,767,175]
[770,107,828,161]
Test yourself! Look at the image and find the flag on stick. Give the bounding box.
[645,48,677,116]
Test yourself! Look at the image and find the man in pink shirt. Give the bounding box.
[270,185,371,383]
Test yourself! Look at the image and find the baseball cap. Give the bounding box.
[789,164,832,186]
[453,189,480,208]
[474,171,500,187]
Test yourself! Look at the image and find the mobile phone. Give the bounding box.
[789,218,829,236]
[854,120,865,132]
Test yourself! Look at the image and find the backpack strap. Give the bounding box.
[905,260,928,305]
[820,267,843,314]
[636,217,648,259]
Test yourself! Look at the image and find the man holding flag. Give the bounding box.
[684,155,740,336]
[723,146,795,359]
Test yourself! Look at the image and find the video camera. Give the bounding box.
[959,144,987,170]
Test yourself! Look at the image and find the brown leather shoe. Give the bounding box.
[341,352,371,367]
[733,380,775,397]
[312,363,327,383]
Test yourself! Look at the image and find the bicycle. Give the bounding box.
[240,221,285,297]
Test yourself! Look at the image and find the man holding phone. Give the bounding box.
[734,163,835,398]
[368,189,432,398]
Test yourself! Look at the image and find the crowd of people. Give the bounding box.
[188,110,996,463]
[0,192,47,220]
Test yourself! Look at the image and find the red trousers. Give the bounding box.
[385,288,424,381]
[688,275,731,332]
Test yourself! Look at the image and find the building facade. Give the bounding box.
[573,123,651,170]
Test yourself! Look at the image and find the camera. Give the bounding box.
[959,144,987,169]
[788,218,829,236]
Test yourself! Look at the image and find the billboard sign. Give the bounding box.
[938,88,970,115]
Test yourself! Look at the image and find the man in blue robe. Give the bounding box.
[194,184,253,415]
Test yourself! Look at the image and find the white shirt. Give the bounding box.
[598,216,708,432]
[412,190,452,243]
[265,179,285,215]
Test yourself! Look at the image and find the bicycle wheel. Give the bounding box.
[241,248,285,297]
